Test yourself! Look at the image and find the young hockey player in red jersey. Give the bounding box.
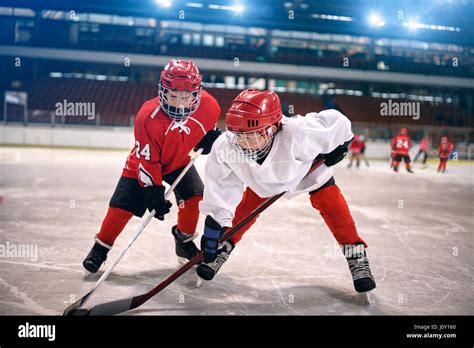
[414,134,430,167]
[437,136,454,173]
[347,134,368,168]
[82,59,221,273]
[359,135,370,167]
[391,128,414,173]
[196,89,376,294]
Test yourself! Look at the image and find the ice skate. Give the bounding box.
[82,240,111,274]
[196,241,235,281]
[343,244,376,294]
[171,225,200,265]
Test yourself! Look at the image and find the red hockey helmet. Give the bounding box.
[225,89,283,160]
[399,128,408,136]
[226,89,282,132]
[158,59,202,121]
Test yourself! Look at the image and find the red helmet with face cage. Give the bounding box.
[225,89,283,160]
[158,59,202,121]
[226,89,282,132]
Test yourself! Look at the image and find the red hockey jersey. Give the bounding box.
[349,138,365,154]
[438,142,454,159]
[122,90,221,186]
[391,135,412,156]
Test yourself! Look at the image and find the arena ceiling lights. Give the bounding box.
[310,13,354,22]
[368,13,385,27]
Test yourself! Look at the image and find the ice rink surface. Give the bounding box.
[0,146,473,315]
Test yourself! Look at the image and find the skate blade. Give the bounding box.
[356,290,373,305]
[176,257,202,288]
[177,256,187,266]
[82,269,102,281]
[82,269,93,279]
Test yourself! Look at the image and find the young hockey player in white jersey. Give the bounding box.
[196,89,376,293]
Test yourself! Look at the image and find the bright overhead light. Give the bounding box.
[156,0,172,8]
[208,3,244,13]
[369,13,385,27]
[311,13,354,22]
[407,20,420,31]
[186,2,204,8]
[233,4,244,13]
[403,20,460,32]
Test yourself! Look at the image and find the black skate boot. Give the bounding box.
[407,168,414,173]
[171,225,200,264]
[196,240,235,281]
[343,243,376,293]
[82,239,111,273]
[393,166,399,172]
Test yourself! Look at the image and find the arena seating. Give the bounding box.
[16,78,469,128]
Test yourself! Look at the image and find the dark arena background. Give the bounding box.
[0,0,473,346]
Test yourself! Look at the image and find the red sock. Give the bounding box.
[229,188,266,244]
[96,207,133,246]
[177,195,202,235]
[310,185,367,247]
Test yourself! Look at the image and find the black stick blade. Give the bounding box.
[63,307,91,316]
[63,291,93,316]
[88,297,134,316]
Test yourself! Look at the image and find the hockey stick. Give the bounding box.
[63,148,204,316]
[67,157,325,316]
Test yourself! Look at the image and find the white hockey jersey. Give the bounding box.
[199,109,354,227]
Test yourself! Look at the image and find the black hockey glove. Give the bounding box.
[318,137,354,166]
[201,215,225,263]
[194,128,221,155]
[143,185,172,220]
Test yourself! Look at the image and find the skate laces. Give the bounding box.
[348,257,372,281]
[209,255,227,272]
[342,244,373,281]
[89,246,108,263]
[208,242,233,272]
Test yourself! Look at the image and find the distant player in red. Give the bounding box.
[414,134,430,166]
[359,135,370,167]
[347,134,365,168]
[82,59,222,273]
[391,128,414,173]
[437,136,454,173]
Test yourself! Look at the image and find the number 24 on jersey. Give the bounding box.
[135,141,151,160]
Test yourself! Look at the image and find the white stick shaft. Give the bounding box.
[82,148,203,306]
